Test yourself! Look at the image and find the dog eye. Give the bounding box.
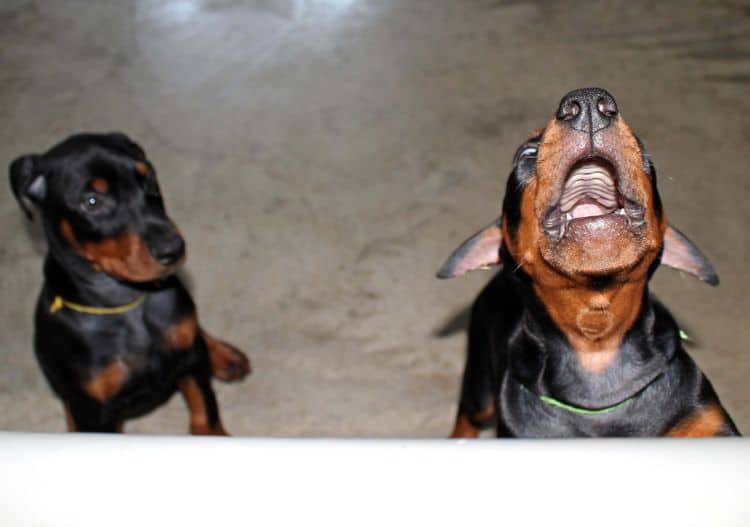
[519,146,537,158]
[80,193,114,215]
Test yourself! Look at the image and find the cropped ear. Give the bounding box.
[661,225,719,286]
[9,154,45,220]
[437,219,503,279]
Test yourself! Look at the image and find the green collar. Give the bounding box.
[532,329,690,416]
[538,394,634,415]
[523,329,689,416]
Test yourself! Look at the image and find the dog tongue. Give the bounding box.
[570,202,608,219]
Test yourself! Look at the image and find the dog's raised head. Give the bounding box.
[9,132,185,283]
[439,88,718,371]
[439,87,717,288]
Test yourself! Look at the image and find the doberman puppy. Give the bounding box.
[438,88,739,438]
[9,132,250,434]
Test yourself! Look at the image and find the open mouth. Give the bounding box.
[543,158,644,240]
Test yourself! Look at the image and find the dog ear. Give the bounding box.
[9,154,45,220]
[437,219,503,279]
[661,225,719,286]
[106,132,146,160]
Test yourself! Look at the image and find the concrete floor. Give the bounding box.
[1,0,748,437]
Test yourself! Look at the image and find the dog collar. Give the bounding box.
[527,332,686,416]
[538,394,634,415]
[49,293,147,315]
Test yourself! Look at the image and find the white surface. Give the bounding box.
[0,432,748,526]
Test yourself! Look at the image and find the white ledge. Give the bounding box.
[0,432,748,526]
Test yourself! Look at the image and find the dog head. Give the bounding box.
[438,88,717,288]
[10,132,185,283]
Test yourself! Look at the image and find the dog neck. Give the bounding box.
[507,260,672,408]
[531,276,648,375]
[43,227,146,307]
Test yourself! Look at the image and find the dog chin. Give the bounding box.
[98,262,178,284]
[541,215,649,278]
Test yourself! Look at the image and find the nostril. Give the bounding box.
[558,100,581,121]
[597,97,618,118]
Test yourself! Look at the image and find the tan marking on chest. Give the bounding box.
[164,315,198,350]
[570,297,618,372]
[666,405,727,437]
[83,360,129,403]
[530,279,646,374]
[576,309,614,339]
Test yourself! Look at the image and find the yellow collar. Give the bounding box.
[49,293,147,315]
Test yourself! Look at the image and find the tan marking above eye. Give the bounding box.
[91,178,109,193]
[134,161,149,177]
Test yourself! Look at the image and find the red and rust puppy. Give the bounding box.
[439,88,738,438]
[10,132,250,434]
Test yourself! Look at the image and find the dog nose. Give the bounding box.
[152,235,185,266]
[556,87,618,134]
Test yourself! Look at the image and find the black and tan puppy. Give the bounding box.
[438,88,738,438]
[10,132,250,434]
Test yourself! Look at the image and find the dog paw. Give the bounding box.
[190,422,229,436]
[205,333,251,382]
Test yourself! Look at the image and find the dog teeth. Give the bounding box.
[558,212,572,239]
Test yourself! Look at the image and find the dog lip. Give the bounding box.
[564,212,631,243]
[542,156,646,241]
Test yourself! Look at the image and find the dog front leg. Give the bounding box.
[177,375,228,436]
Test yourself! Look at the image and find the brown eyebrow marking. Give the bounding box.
[91,177,109,193]
[134,161,149,177]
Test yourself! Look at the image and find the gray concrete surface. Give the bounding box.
[1,0,748,437]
